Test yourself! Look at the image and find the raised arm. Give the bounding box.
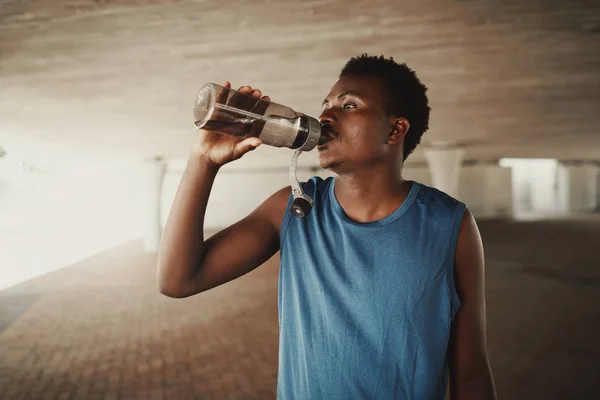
[157,83,289,298]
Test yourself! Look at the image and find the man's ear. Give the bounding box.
[387,118,410,145]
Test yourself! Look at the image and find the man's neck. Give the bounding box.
[333,166,412,223]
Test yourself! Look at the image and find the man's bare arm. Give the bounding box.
[157,83,292,298]
[448,209,497,399]
[157,153,289,298]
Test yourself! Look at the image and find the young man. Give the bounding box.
[157,54,497,399]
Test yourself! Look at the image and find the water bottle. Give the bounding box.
[193,82,324,218]
[193,82,325,151]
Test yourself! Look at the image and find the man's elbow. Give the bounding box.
[157,282,188,298]
[156,263,191,299]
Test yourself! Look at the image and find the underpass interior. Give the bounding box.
[1,0,600,399]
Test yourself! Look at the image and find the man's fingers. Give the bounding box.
[237,86,262,98]
[262,95,271,101]
[247,137,262,148]
[234,137,262,157]
[230,85,258,115]
[234,85,266,99]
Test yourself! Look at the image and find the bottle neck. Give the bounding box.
[290,116,310,149]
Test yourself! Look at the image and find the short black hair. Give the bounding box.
[340,54,431,161]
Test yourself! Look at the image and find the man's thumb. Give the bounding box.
[247,138,262,150]
[236,138,262,155]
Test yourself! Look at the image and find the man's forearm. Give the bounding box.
[156,154,220,296]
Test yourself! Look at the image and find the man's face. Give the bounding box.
[318,75,396,172]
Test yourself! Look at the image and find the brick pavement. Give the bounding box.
[1,218,600,399]
[0,240,280,400]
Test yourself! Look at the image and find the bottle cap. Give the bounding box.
[300,117,322,151]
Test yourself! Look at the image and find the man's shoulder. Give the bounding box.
[413,181,465,214]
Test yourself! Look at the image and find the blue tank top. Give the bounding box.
[277,176,466,399]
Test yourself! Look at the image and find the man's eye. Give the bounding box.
[342,103,356,110]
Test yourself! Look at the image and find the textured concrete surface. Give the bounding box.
[1,0,600,165]
[0,217,599,399]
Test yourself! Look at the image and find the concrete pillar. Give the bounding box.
[424,145,465,198]
[561,162,598,212]
[458,163,513,218]
[597,165,600,211]
[144,157,166,253]
[402,163,433,186]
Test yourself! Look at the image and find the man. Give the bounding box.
[157,54,497,399]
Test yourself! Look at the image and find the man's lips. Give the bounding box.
[317,136,337,151]
[319,128,339,146]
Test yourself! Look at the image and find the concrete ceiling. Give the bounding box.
[1,0,599,168]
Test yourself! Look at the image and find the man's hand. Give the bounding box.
[192,82,271,167]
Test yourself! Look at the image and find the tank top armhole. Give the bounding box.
[444,201,467,324]
[279,192,295,250]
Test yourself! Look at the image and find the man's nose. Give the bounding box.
[319,108,337,125]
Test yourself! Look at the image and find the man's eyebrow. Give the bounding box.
[322,91,363,106]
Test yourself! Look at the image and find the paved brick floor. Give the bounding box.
[1,217,599,399]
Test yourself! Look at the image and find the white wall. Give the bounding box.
[503,159,598,216]
[508,159,569,215]
[0,154,147,290]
